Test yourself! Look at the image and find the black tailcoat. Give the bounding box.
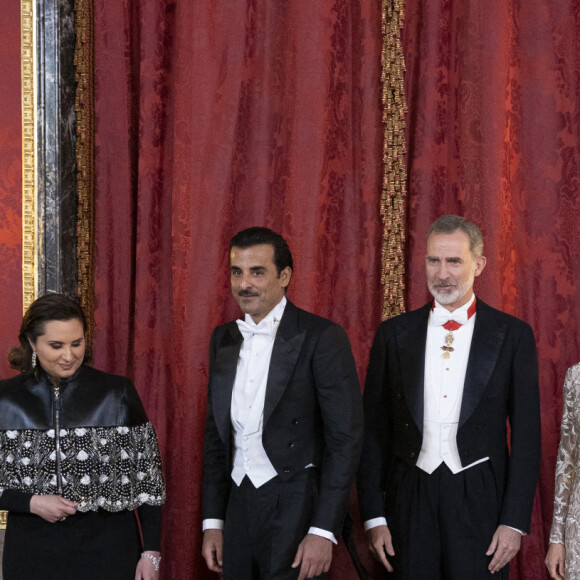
[202,301,363,538]
[357,299,541,534]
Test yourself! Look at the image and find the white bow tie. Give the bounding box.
[236,318,277,340]
[431,307,470,327]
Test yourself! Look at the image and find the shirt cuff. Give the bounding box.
[308,527,337,545]
[203,519,224,531]
[202,520,338,544]
[502,524,525,536]
[364,517,388,531]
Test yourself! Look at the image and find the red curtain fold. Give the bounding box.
[93,1,383,577]
[0,0,23,379]
[402,1,580,578]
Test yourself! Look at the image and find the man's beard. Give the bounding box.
[428,272,475,306]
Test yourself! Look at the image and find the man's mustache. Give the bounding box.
[433,280,453,288]
[238,290,259,297]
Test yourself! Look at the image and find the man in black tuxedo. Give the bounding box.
[201,227,363,580]
[358,215,541,579]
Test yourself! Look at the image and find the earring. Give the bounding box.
[31,350,37,368]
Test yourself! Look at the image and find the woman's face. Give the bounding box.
[30,319,85,382]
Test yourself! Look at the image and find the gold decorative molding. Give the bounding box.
[74,0,96,345]
[21,0,37,311]
[381,0,407,320]
[4,0,37,533]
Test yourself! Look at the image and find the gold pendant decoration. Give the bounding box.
[441,331,455,358]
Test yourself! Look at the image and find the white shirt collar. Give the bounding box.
[430,294,476,327]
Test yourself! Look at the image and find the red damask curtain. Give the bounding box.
[0,0,23,379]
[92,1,382,577]
[92,0,580,579]
[402,1,580,578]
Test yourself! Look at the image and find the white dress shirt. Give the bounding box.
[230,298,285,487]
[417,294,487,473]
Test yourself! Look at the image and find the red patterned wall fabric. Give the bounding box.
[402,1,580,578]
[0,0,23,379]
[93,1,382,577]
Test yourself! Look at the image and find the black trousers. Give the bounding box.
[223,470,326,580]
[384,461,509,580]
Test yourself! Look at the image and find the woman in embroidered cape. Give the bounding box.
[0,294,165,580]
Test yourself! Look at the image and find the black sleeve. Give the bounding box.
[201,328,232,521]
[0,489,32,513]
[357,322,394,522]
[137,504,163,551]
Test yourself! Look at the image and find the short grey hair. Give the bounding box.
[427,215,484,258]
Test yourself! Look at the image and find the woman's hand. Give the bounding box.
[135,551,161,580]
[545,542,566,580]
[29,494,77,523]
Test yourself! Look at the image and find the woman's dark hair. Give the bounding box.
[8,293,90,372]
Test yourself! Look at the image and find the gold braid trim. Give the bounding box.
[9,0,37,532]
[21,0,36,312]
[381,0,407,320]
[74,0,96,345]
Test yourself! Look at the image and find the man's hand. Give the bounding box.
[366,525,395,572]
[291,534,333,580]
[201,529,224,573]
[29,494,77,523]
[486,525,521,573]
[545,542,565,580]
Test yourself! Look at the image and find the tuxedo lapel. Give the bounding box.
[263,303,306,427]
[397,303,430,433]
[211,323,243,443]
[459,301,507,427]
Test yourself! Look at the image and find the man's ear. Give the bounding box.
[280,267,292,289]
[474,256,487,277]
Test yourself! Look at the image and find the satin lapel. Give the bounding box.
[211,323,243,443]
[397,304,430,434]
[263,304,306,428]
[459,302,506,427]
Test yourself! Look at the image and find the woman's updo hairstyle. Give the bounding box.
[8,293,88,372]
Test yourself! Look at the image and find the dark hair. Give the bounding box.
[427,215,484,258]
[229,227,293,275]
[8,293,89,372]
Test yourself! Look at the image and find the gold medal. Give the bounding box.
[441,331,455,358]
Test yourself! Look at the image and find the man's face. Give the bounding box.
[426,230,486,311]
[230,244,291,323]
